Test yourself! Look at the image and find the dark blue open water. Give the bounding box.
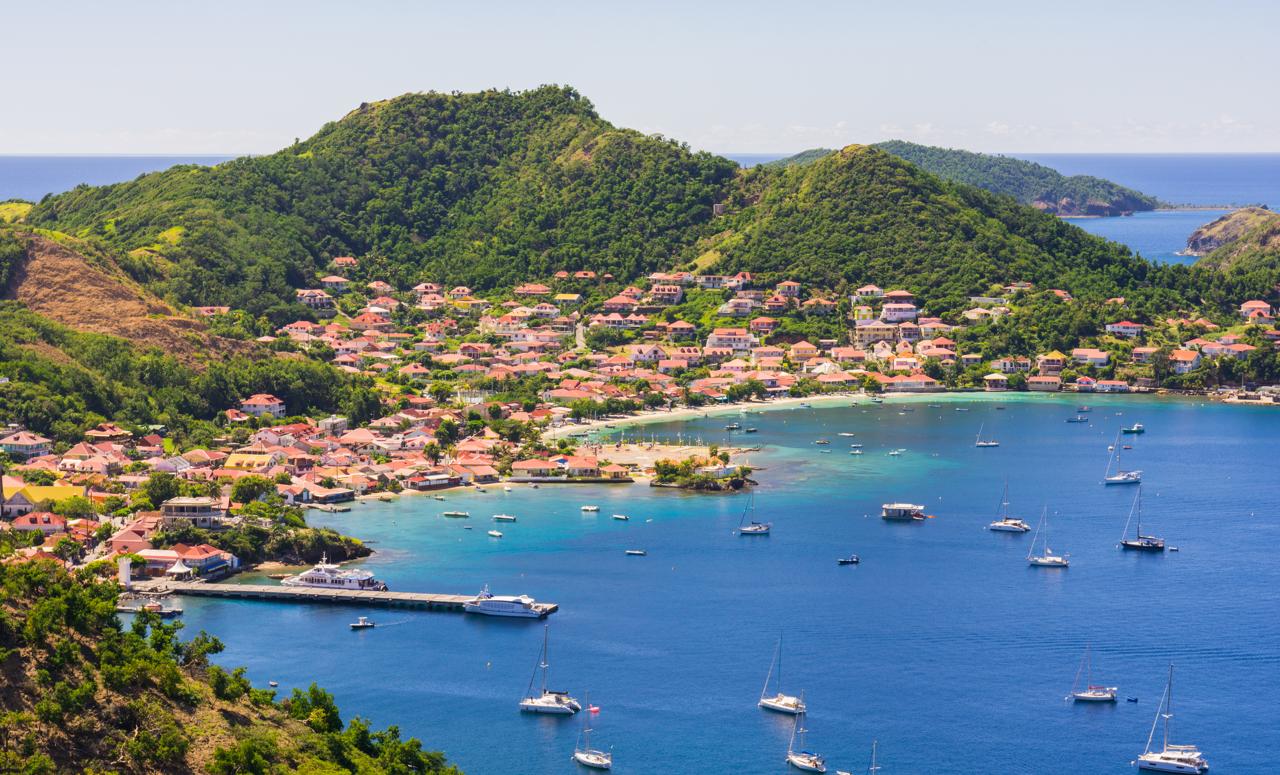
[0,155,235,201]
[174,395,1279,773]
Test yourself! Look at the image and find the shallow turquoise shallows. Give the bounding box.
[178,395,1278,773]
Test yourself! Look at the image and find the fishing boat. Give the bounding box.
[519,625,581,715]
[785,706,826,772]
[1067,645,1117,702]
[571,695,612,770]
[442,510,470,518]
[1120,487,1165,552]
[758,637,805,714]
[349,616,376,630]
[281,555,389,591]
[1104,433,1142,485]
[1123,423,1146,434]
[611,513,629,521]
[988,482,1030,532]
[1135,666,1208,773]
[487,529,504,538]
[737,492,772,535]
[580,505,600,512]
[975,422,1000,448]
[836,554,860,565]
[624,549,646,556]
[493,514,518,522]
[464,585,547,618]
[1065,415,1090,423]
[881,502,926,521]
[1027,508,1069,567]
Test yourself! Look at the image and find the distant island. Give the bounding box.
[767,142,1164,217]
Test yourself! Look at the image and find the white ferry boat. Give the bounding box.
[465,585,547,618]
[881,503,926,521]
[280,555,388,591]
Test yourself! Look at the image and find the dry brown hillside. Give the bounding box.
[2,232,248,361]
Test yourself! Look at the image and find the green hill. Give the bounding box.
[874,140,1162,216]
[760,148,835,168]
[0,559,460,774]
[30,86,738,319]
[702,145,1168,314]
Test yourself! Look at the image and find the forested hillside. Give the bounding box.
[875,140,1162,216]
[30,87,737,319]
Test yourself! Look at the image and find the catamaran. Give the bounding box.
[571,695,612,770]
[737,491,772,535]
[758,637,805,714]
[786,705,826,773]
[1104,433,1142,485]
[1067,644,1117,702]
[519,624,581,715]
[1135,665,1208,773]
[975,423,1000,447]
[1120,486,1165,552]
[1027,508,1069,567]
[988,481,1030,532]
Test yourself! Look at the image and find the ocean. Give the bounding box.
[170,395,1279,773]
[0,155,235,202]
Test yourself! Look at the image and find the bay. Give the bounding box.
[177,395,1279,773]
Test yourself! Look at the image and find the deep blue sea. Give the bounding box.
[170,396,1279,773]
[0,155,235,202]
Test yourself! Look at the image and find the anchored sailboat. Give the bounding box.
[975,422,1000,447]
[785,703,826,773]
[519,624,581,715]
[737,491,772,535]
[758,637,805,714]
[1134,665,1208,773]
[571,694,612,770]
[988,480,1030,532]
[1027,507,1069,567]
[1067,644,1117,702]
[1104,432,1142,485]
[1120,486,1165,552]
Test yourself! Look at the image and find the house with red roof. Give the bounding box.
[239,394,286,419]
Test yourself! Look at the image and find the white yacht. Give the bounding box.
[1135,666,1208,773]
[1067,645,1117,703]
[519,625,581,715]
[737,492,772,535]
[487,529,503,538]
[493,514,517,522]
[881,502,925,521]
[464,585,547,618]
[1027,508,1069,567]
[975,422,1000,448]
[442,510,470,518]
[611,514,629,521]
[571,698,611,770]
[988,482,1030,533]
[759,637,806,714]
[1104,433,1142,485]
[786,706,826,773]
[581,505,600,513]
[281,555,388,591]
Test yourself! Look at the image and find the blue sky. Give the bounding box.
[3,0,1275,154]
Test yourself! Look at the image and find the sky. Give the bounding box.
[2,0,1276,155]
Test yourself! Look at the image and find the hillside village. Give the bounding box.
[3,254,1279,574]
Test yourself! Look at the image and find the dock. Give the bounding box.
[129,580,558,616]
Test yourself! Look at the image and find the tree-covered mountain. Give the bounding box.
[29,87,737,319]
[874,140,1162,216]
[760,148,835,168]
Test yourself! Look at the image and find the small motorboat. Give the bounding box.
[1078,406,1091,412]
[350,616,376,630]
[503,485,512,492]
[814,439,830,445]
[581,505,600,512]
[487,530,503,538]
[838,432,855,437]
[837,555,860,565]
[1127,696,1139,703]
[433,495,446,501]
[268,680,279,687]
[530,483,539,489]
[611,514,630,521]
[849,449,863,455]
[493,514,517,522]
[624,549,646,556]
[744,427,758,433]
[463,526,473,530]
[1122,423,1145,434]
[1066,415,1089,423]
[442,511,470,518]
[725,423,742,431]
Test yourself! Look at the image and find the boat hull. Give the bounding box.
[1135,754,1208,773]
[786,753,827,772]
[464,605,543,618]
[1121,539,1165,552]
[519,700,578,715]
[1072,691,1117,703]
[572,751,612,770]
[759,696,806,715]
[989,522,1030,533]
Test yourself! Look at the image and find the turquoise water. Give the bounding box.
[177,395,1280,773]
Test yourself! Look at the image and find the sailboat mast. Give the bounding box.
[761,637,780,698]
[868,740,880,774]
[540,624,549,695]
[1164,664,1173,752]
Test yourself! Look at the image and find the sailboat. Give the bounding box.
[988,481,1030,532]
[1104,432,1142,485]
[785,704,826,773]
[758,637,805,714]
[1134,665,1208,773]
[1067,644,1117,702]
[975,422,1000,447]
[737,491,772,535]
[1119,486,1165,552]
[1027,507,1069,567]
[571,695,612,770]
[835,740,880,775]
[519,624,581,715]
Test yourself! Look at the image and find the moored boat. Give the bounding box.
[737,492,772,535]
[881,502,926,521]
[1027,508,1069,567]
[442,510,470,518]
[580,505,600,512]
[493,513,517,522]
[281,555,388,591]
[988,482,1030,533]
[1123,423,1146,434]
[1067,645,1117,702]
[1119,486,1165,552]
[785,705,826,772]
[1103,433,1142,485]
[571,695,611,770]
[759,637,806,714]
[519,624,581,715]
[1134,666,1208,773]
[464,585,547,618]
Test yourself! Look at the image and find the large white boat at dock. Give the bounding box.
[465,584,552,618]
[280,555,388,591]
